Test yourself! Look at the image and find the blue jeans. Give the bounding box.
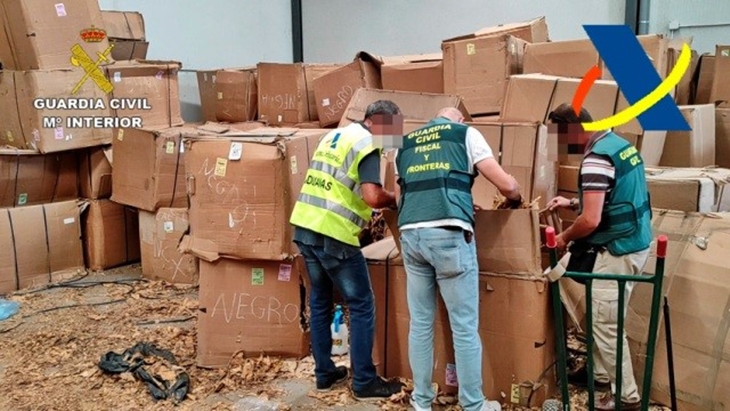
[297,242,377,391]
[400,228,485,411]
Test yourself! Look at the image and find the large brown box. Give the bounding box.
[0,149,78,207]
[442,17,548,115]
[256,63,308,126]
[0,200,84,293]
[100,10,145,41]
[716,108,730,168]
[375,250,555,407]
[180,127,328,261]
[303,64,342,122]
[645,167,730,212]
[79,146,112,200]
[0,69,113,152]
[380,53,443,94]
[214,68,257,123]
[0,0,110,70]
[104,60,184,129]
[196,257,310,367]
[710,45,730,108]
[312,53,382,127]
[111,126,192,212]
[693,54,715,104]
[659,104,715,167]
[82,199,140,271]
[139,207,198,284]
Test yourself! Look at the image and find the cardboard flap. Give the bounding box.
[474,209,542,276]
[379,52,443,65]
[178,235,220,262]
[102,146,113,166]
[338,88,471,127]
[444,16,547,42]
[108,59,183,70]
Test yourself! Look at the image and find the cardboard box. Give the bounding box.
[108,39,148,62]
[0,0,110,70]
[645,167,730,212]
[474,209,543,277]
[693,54,715,104]
[710,45,730,107]
[659,104,715,167]
[79,146,112,200]
[625,210,730,411]
[0,200,84,293]
[0,69,113,153]
[442,34,527,115]
[104,60,184,128]
[381,53,443,94]
[0,149,78,207]
[111,126,193,212]
[212,68,257,123]
[377,253,555,407]
[443,16,549,44]
[304,64,342,122]
[257,63,308,126]
[716,108,730,168]
[313,53,382,127]
[139,208,198,284]
[339,88,471,128]
[100,10,145,41]
[196,70,218,122]
[196,257,310,367]
[82,199,140,271]
[601,35,670,81]
[400,120,556,210]
[181,127,328,261]
[666,38,698,105]
[523,35,669,80]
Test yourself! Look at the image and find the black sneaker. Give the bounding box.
[568,366,611,390]
[352,377,404,401]
[316,366,349,391]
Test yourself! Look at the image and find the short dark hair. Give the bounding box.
[548,103,593,124]
[365,100,401,119]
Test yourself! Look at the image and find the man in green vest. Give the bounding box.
[289,100,404,401]
[546,103,652,411]
[396,107,521,411]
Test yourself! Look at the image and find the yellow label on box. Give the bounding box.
[166,141,175,154]
[217,91,223,100]
[117,129,124,141]
[6,131,13,142]
[214,157,228,177]
[466,43,476,55]
[510,383,520,404]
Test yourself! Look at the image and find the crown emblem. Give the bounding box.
[80,26,106,43]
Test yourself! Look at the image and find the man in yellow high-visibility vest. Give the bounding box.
[290,100,404,401]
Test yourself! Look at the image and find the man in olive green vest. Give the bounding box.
[395,107,521,411]
[547,103,652,411]
[290,100,404,401]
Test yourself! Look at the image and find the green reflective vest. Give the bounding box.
[289,123,378,247]
[578,132,652,255]
[396,117,475,227]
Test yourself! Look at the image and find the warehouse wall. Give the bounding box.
[301,0,626,62]
[649,0,730,54]
[98,0,293,122]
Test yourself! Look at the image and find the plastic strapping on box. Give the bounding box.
[700,294,730,410]
[41,204,52,282]
[169,132,184,208]
[6,210,20,290]
[12,150,21,206]
[383,245,399,375]
[166,63,173,126]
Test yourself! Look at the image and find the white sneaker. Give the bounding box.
[409,398,432,411]
[481,400,502,411]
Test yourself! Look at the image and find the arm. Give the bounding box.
[475,157,521,201]
[556,191,604,249]
[358,151,397,209]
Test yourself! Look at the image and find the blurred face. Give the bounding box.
[548,123,592,154]
[369,113,404,149]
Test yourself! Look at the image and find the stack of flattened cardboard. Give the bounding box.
[178,125,334,367]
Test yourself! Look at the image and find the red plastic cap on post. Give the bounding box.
[546,226,557,249]
[657,235,668,258]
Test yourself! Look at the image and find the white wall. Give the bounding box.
[302,0,625,63]
[649,0,730,54]
[98,0,293,122]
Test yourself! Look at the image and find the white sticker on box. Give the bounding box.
[32,129,40,142]
[290,155,298,174]
[63,217,75,225]
[163,221,174,233]
[322,98,330,107]
[228,142,243,161]
[6,131,13,142]
[278,264,292,282]
[203,73,208,82]
[217,92,223,100]
[113,72,121,82]
[466,43,476,55]
[180,141,185,153]
[166,141,175,154]
[155,70,164,80]
[723,49,730,57]
[277,114,282,123]
[54,127,64,140]
[212,74,217,83]
[55,3,66,16]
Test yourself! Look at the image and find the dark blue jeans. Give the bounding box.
[297,242,377,391]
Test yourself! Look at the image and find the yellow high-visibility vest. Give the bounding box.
[290,123,379,247]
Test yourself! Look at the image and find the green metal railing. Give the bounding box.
[545,227,668,411]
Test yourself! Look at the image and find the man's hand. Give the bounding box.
[547,196,572,211]
[555,233,568,252]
